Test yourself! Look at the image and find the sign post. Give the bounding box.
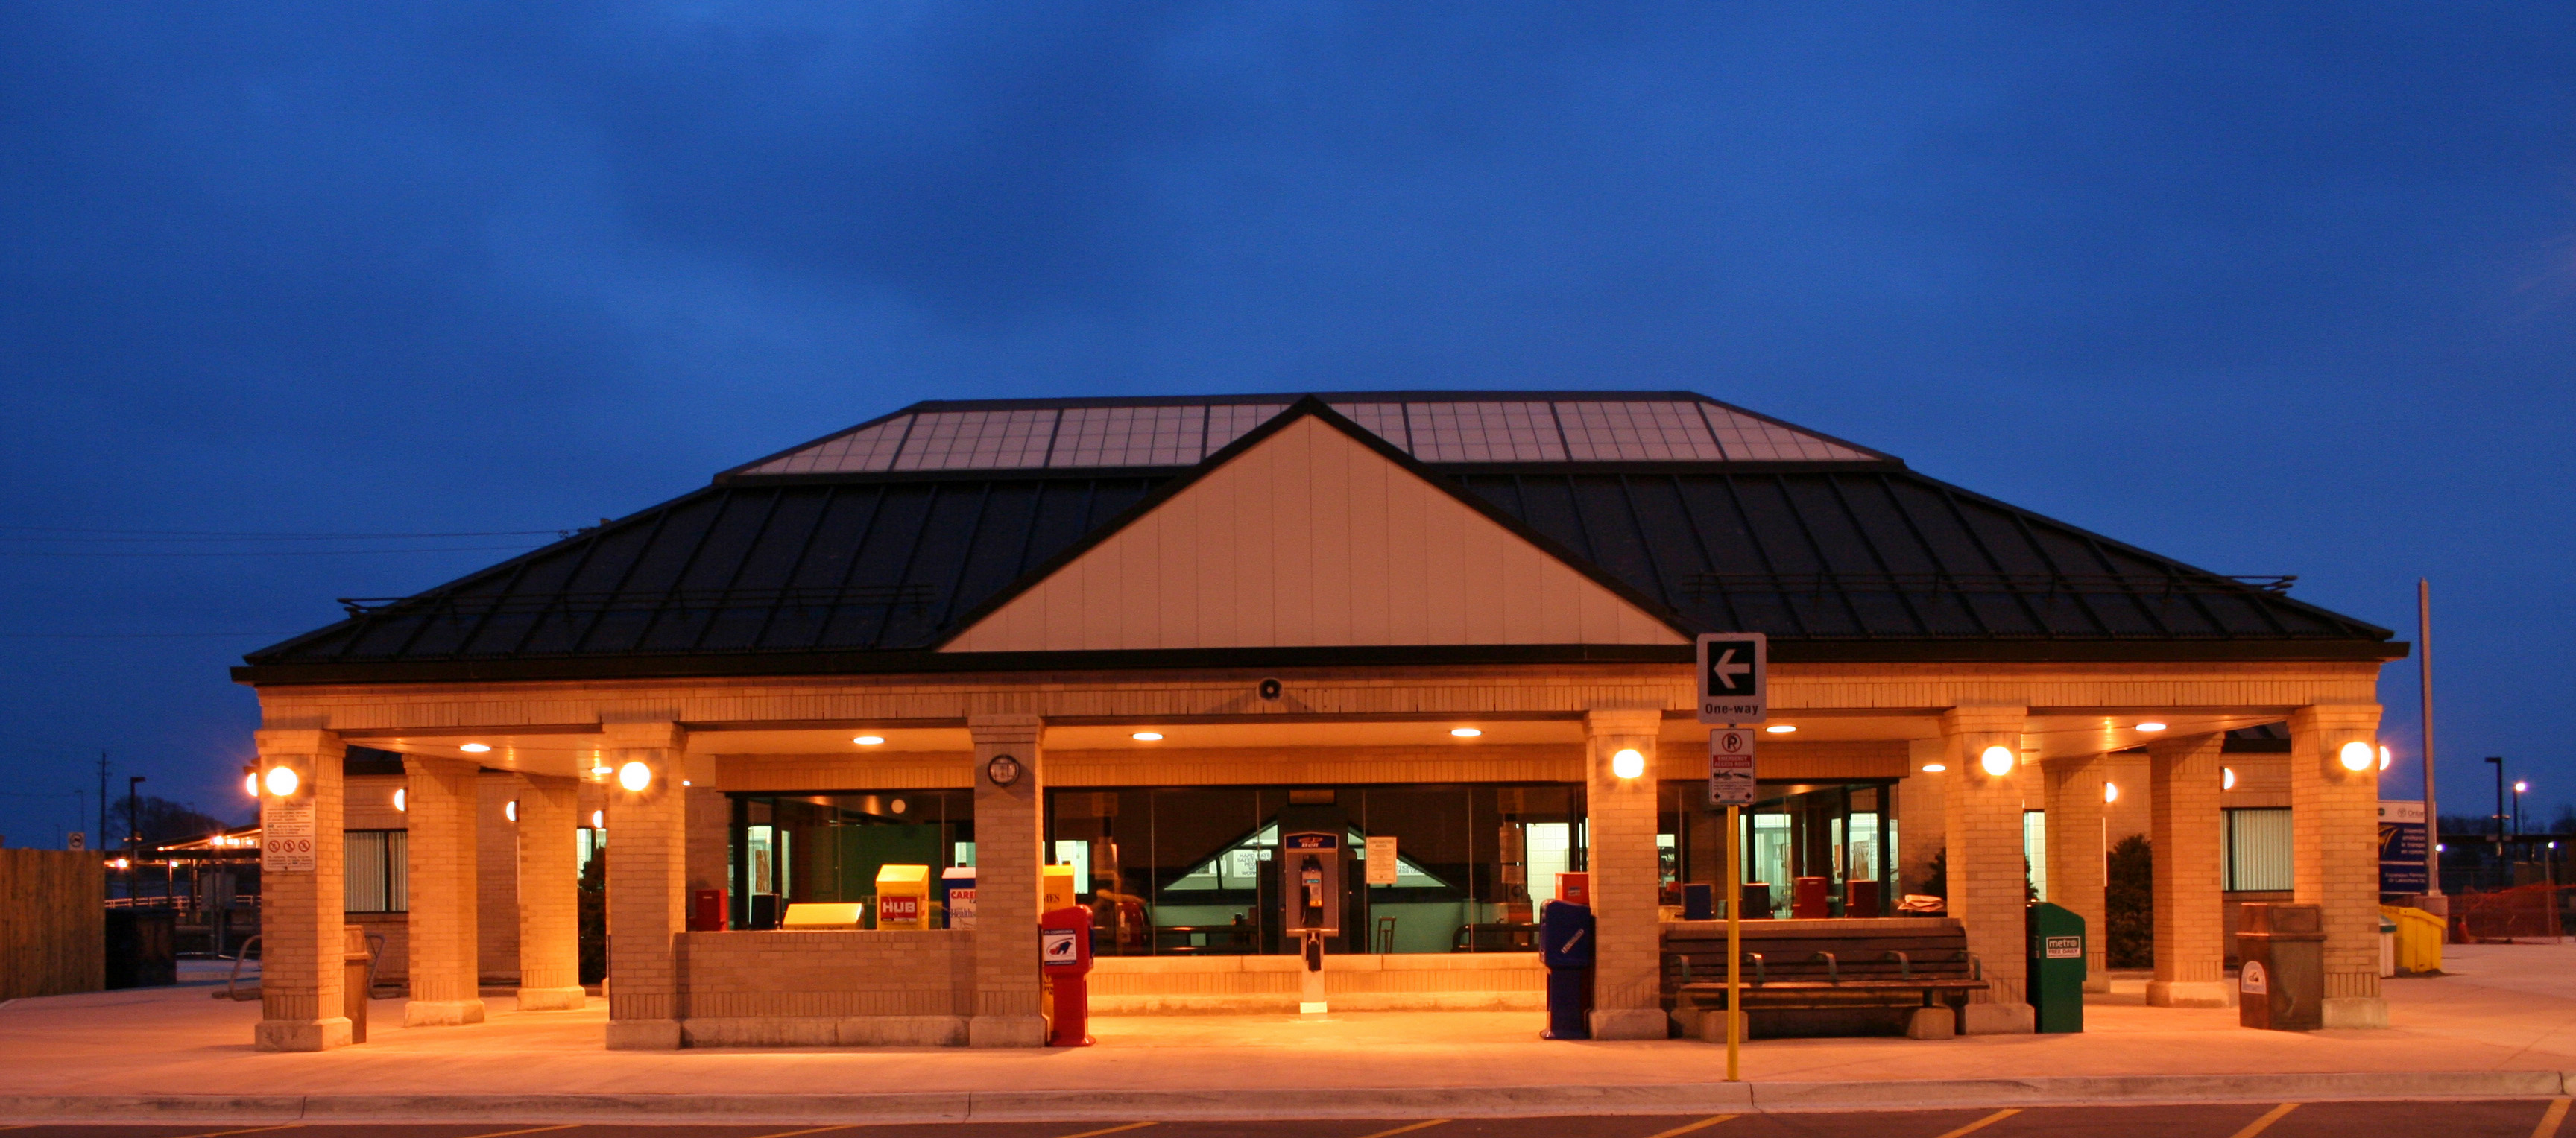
[1708,728,1756,1081]
[1697,632,1767,1081]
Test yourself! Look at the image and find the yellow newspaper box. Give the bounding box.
[875,864,932,931]
[1043,864,1079,912]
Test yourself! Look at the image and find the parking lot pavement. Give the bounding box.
[0,1099,2567,1138]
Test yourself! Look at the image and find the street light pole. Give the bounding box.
[2419,579,2441,897]
[2487,756,2505,844]
[126,774,145,899]
[2512,780,2525,841]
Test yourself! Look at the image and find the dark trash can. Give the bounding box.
[1538,897,1594,1040]
[104,908,177,990]
[2026,902,2086,1033]
[343,924,373,1043]
[2238,903,2325,1031]
[1681,883,1715,921]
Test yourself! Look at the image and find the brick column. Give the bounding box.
[968,714,1046,1047]
[2041,753,2110,992]
[1941,705,2033,1033]
[2147,733,2229,1008]
[254,729,351,1052]
[476,774,520,984]
[514,773,585,1011]
[1582,708,1665,1040]
[2290,703,2387,1028]
[603,721,688,1049]
[400,756,486,1026]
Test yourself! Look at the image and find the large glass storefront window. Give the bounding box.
[1659,779,1898,917]
[727,791,973,928]
[1044,783,1585,956]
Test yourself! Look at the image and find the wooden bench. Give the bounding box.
[1661,917,1986,1039]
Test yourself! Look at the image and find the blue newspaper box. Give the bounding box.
[1538,897,1595,1040]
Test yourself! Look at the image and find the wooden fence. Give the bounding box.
[0,848,104,1000]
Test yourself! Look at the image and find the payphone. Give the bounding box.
[1278,829,1345,1015]
[1040,903,1095,1046]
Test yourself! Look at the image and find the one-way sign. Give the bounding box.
[1696,632,1767,724]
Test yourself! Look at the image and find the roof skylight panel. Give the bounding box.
[1328,402,1412,451]
[747,417,910,474]
[891,408,1060,470]
[1409,401,1565,462]
[1699,405,1871,461]
[1558,401,1729,461]
[1206,402,1289,455]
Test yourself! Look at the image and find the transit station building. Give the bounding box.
[231,392,2405,1050]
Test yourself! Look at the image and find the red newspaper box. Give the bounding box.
[689,888,727,932]
[1040,905,1094,1046]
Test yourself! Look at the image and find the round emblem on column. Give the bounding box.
[985,753,1023,787]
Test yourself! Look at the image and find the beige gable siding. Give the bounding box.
[944,416,1685,652]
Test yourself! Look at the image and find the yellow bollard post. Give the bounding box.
[1726,802,1742,1081]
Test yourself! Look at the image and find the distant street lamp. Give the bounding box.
[2487,756,2506,843]
[2512,780,2527,840]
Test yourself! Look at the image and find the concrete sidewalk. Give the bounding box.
[4,943,2574,1122]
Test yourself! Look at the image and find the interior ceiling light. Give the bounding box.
[263,766,299,797]
[2337,741,2375,772]
[853,736,886,746]
[1766,724,1796,734]
[1922,763,1947,773]
[1131,731,1164,742]
[1611,748,1647,779]
[460,742,491,753]
[1978,745,2015,777]
[2135,722,2167,733]
[1449,727,1482,738]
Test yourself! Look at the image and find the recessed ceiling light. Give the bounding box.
[460,742,491,753]
[1922,763,1947,773]
[1131,731,1164,742]
[1765,724,1796,734]
[2135,722,2166,733]
[1450,727,1483,738]
[853,736,886,746]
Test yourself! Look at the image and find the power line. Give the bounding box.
[0,526,571,539]
[0,632,288,639]
[0,544,544,557]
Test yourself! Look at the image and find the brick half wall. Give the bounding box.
[675,929,976,1046]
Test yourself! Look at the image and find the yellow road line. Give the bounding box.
[1055,1124,1158,1138]
[746,1127,859,1138]
[1354,1122,1450,1138]
[1930,1109,2020,1138]
[2229,1103,2301,1138]
[2534,1096,2572,1138]
[165,1125,303,1138]
[452,1126,581,1138]
[1644,1116,1737,1138]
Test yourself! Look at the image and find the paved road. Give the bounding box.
[2,1100,2569,1138]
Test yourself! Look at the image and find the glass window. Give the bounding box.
[727,790,974,928]
[2226,808,2294,891]
[2024,809,2048,902]
[1726,781,1896,917]
[344,829,407,913]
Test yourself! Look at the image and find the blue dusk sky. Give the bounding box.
[1,4,2570,845]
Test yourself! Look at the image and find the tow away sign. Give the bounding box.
[1708,729,1757,806]
[1696,633,1767,724]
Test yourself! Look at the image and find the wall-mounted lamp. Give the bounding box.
[2103,782,2119,804]
[591,809,604,829]
[263,766,299,797]
[2337,741,2375,772]
[2222,767,2237,791]
[1611,748,1647,780]
[617,761,653,792]
[393,788,406,812]
[1978,745,2015,777]
[504,800,517,823]
[2379,745,2393,771]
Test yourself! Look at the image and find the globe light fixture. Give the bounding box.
[393,788,406,812]
[244,771,259,797]
[1611,748,1647,780]
[1978,745,2015,777]
[263,766,299,797]
[2337,741,2375,772]
[504,800,518,823]
[617,761,653,792]
[2103,782,2119,804]
[591,809,604,829]
[2223,767,2237,791]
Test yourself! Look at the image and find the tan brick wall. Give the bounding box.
[968,715,1044,1045]
[676,929,970,1018]
[1940,706,2028,1007]
[1896,740,1945,895]
[2289,704,2384,1005]
[476,773,519,982]
[515,774,582,999]
[1583,709,1662,1037]
[2149,733,2228,990]
[2042,753,2109,984]
[684,785,727,901]
[400,756,482,1020]
[255,729,350,1051]
[605,724,689,1036]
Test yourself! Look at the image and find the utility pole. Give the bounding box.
[2419,579,2441,898]
[96,752,109,862]
[127,774,145,897]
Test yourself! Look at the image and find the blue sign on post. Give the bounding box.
[2379,800,2428,893]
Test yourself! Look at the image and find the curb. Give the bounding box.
[1,1072,2566,1124]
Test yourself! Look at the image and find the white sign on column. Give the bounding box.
[263,800,315,873]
